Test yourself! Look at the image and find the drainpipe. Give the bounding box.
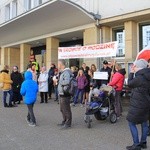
[91,13,102,70]
[99,26,103,70]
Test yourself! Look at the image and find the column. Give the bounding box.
[124,21,138,76]
[0,47,1,65]
[124,21,138,61]
[1,47,8,66]
[20,44,31,72]
[46,37,59,69]
[8,48,20,70]
[83,27,100,67]
[101,26,111,43]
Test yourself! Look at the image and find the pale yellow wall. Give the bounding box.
[8,47,20,71]
[124,20,137,77]
[46,37,59,69]
[1,47,8,67]
[0,48,1,65]
[102,26,111,43]
[20,44,31,72]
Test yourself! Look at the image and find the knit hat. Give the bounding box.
[134,59,148,69]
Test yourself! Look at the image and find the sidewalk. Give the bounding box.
[0,94,149,150]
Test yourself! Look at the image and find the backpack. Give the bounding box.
[62,73,77,96]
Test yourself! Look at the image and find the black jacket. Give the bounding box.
[48,67,55,84]
[11,71,23,92]
[127,68,150,124]
[100,67,112,85]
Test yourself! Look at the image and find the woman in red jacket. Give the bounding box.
[108,64,126,119]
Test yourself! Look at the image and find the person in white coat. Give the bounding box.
[38,66,48,103]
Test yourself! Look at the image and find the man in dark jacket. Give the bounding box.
[58,59,72,129]
[11,66,23,105]
[126,59,150,150]
[100,60,112,85]
[48,63,56,99]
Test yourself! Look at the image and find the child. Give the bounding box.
[20,71,38,127]
[53,68,59,103]
[72,69,88,107]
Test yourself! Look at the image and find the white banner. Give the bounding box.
[93,72,108,80]
[58,41,118,59]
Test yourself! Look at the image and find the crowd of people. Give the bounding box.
[0,58,150,150]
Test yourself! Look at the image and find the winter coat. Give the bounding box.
[77,75,88,90]
[108,69,126,91]
[38,71,48,92]
[48,67,55,84]
[20,71,38,105]
[58,68,72,96]
[0,70,13,91]
[100,67,112,85]
[126,68,150,124]
[11,71,23,92]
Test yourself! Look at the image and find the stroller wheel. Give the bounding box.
[87,122,91,128]
[84,115,92,128]
[109,112,117,123]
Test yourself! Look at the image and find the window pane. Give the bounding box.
[142,25,150,48]
[34,0,42,7]
[5,4,10,21]
[24,0,31,11]
[28,0,31,10]
[39,0,42,5]
[113,29,125,57]
[12,0,17,18]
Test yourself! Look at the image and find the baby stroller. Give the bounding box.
[84,85,117,128]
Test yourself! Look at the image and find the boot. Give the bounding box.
[139,142,147,149]
[126,144,141,150]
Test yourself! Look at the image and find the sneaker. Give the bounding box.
[57,122,65,127]
[80,104,84,107]
[28,122,36,127]
[26,118,31,124]
[9,104,15,107]
[139,142,147,149]
[17,101,21,104]
[4,104,9,107]
[126,144,141,150]
[60,124,71,130]
[70,103,76,107]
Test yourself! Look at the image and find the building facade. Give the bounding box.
[0,0,150,75]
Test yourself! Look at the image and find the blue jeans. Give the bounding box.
[54,86,58,100]
[128,121,148,145]
[3,90,13,106]
[73,89,84,104]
